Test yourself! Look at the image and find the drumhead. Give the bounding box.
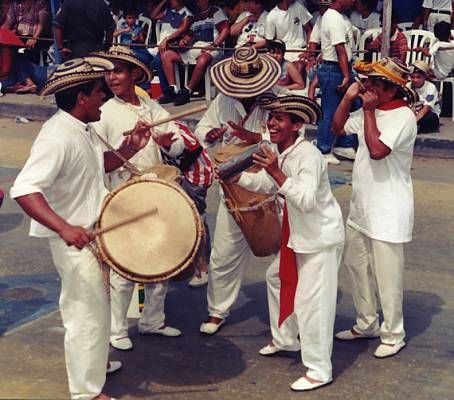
[96,178,202,283]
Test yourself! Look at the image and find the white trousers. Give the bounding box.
[427,13,451,32]
[110,270,168,339]
[266,245,343,382]
[344,225,405,345]
[207,200,257,319]
[49,238,110,400]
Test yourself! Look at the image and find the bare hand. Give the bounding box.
[159,39,168,53]
[252,144,279,175]
[337,76,350,93]
[247,14,258,23]
[206,126,228,143]
[60,47,72,59]
[26,38,37,49]
[128,120,152,151]
[58,224,93,249]
[358,91,379,111]
[201,44,215,53]
[227,121,261,144]
[344,81,363,100]
[152,131,177,148]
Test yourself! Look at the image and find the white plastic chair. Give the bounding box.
[404,29,436,65]
[357,28,382,62]
[116,15,152,45]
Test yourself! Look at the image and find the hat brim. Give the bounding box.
[210,54,282,98]
[93,51,153,84]
[258,93,323,125]
[361,73,418,105]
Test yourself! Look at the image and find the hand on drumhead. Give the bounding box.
[128,120,152,151]
[152,131,177,149]
[57,223,94,249]
[206,126,228,144]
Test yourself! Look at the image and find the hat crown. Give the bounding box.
[107,44,136,57]
[53,59,94,77]
[374,57,410,85]
[230,47,263,79]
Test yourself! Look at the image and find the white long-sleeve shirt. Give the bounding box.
[237,137,344,253]
[10,110,109,238]
[93,95,185,190]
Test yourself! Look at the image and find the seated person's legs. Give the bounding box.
[159,49,183,103]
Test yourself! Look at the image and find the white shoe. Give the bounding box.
[106,361,122,374]
[139,325,182,337]
[335,329,380,341]
[323,152,340,165]
[374,341,406,358]
[199,319,225,335]
[333,146,356,160]
[258,344,282,356]
[188,271,208,288]
[110,336,133,351]
[290,376,333,391]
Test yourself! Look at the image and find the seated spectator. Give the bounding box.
[407,60,440,133]
[416,21,454,80]
[159,0,229,106]
[230,0,267,48]
[350,0,380,34]
[366,14,408,64]
[0,0,12,27]
[53,0,115,59]
[422,0,452,32]
[265,0,312,62]
[269,39,305,93]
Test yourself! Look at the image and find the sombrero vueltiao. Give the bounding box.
[410,60,431,75]
[353,57,418,105]
[210,47,281,98]
[258,93,323,125]
[39,57,114,96]
[93,45,153,84]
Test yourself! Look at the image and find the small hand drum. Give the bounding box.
[95,177,203,283]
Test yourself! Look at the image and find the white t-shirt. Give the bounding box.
[429,40,454,79]
[320,8,354,62]
[158,6,192,44]
[265,1,312,50]
[309,14,321,44]
[235,10,268,47]
[349,11,381,33]
[344,106,417,243]
[408,80,441,115]
[422,0,452,11]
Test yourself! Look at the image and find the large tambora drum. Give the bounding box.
[215,143,281,257]
[95,176,203,283]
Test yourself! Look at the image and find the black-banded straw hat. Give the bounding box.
[210,47,281,98]
[93,44,153,84]
[39,56,114,96]
[258,93,323,125]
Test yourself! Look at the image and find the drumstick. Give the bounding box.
[93,207,158,236]
[123,104,208,136]
[354,76,366,91]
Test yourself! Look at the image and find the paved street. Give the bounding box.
[0,117,453,400]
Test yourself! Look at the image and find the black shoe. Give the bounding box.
[158,89,177,104]
[173,88,191,106]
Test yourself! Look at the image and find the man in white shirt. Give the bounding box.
[10,58,153,400]
[332,57,418,359]
[236,94,344,392]
[349,0,381,33]
[316,0,357,165]
[422,0,452,31]
[196,47,282,335]
[92,45,184,352]
[230,0,268,48]
[265,0,313,62]
[408,60,441,133]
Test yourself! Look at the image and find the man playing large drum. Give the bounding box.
[10,58,153,400]
[196,46,284,335]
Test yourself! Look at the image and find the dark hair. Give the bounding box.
[125,7,138,17]
[54,80,98,112]
[289,113,304,124]
[434,21,451,41]
[269,40,286,54]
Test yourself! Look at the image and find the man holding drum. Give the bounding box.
[196,46,284,335]
[10,58,153,400]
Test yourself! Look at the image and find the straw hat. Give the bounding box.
[93,45,153,84]
[210,47,281,98]
[353,57,418,105]
[257,93,323,125]
[410,60,431,75]
[39,57,114,96]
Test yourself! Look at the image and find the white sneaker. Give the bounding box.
[290,376,333,391]
[335,329,380,341]
[106,361,122,374]
[139,325,182,337]
[110,336,133,351]
[333,146,357,160]
[199,319,225,335]
[188,271,208,288]
[323,152,340,165]
[374,342,406,358]
[258,344,282,356]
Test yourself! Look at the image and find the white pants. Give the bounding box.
[49,238,110,400]
[427,12,451,32]
[110,270,168,339]
[344,225,405,345]
[207,200,257,319]
[266,245,343,383]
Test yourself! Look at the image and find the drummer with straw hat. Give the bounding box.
[196,46,285,335]
[10,57,154,400]
[332,57,418,359]
[233,93,345,391]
